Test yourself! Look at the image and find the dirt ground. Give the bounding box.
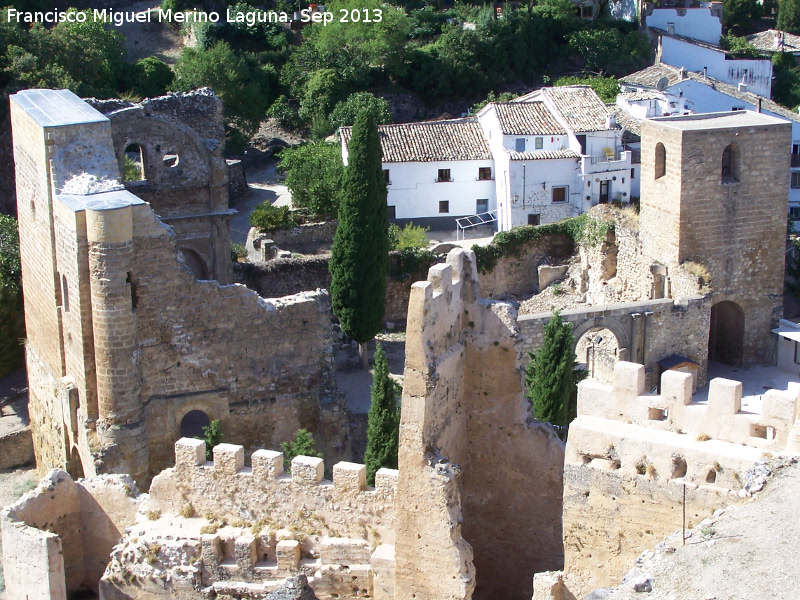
[116,0,184,65]
[587,457,800,600]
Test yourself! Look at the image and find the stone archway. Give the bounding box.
[178,247,209,280]
[575,326,620,384]
[180,409,211,438]
[66,446,85,480]
[709,300,745,366]
[571,315,630,363]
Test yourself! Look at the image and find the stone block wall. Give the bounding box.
[561,361,800,595]
[397,249,566,600]
[640,112,791,365]
[0,427,35,470]
[1,470,140,600]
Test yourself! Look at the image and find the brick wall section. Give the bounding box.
[640,113,791,365]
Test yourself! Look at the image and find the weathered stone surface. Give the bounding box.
[265,575,319,600]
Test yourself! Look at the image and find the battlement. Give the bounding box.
[174,438,398,495]
[578,361,800,452]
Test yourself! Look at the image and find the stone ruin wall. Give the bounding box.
[11,89,347,488]
[87,90,235,284]
[561,360,800,596]
[397,249,566,600]
[1,469,141,600]
[99,438,398,600]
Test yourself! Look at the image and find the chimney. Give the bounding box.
[758,97,762,113]
[606,113,617,129]
[667,22,675,36]
[775,30,784,49]
[738,82,748,93]
[703,66,708,79]
[679,67,686,80]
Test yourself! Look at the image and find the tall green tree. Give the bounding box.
[329,109,389,368]
[0,215,24,378]
[279,141,344,217]
[779,0,800,34]
[363,343,400,485]
[525,311,578,426]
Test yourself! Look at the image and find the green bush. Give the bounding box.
[279,141,344,217]
[201,419,223,461]
[281,428,322,472]
[388,223,429,250]
[250,203,297,233]
[266,95,302,131]
[388,248,436,279]
[329,92,392,130]
[719,34,761,58]
[230,243,247,262]
[554,75,619,103]
[0,215,25,378]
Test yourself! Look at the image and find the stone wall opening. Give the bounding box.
[709,300,745,365]
[655,142,666,179]
[67,446,85,480]
[575,326,620,384]
[180,410,211,438]
[123,143,145,181]
[179,247,209,280]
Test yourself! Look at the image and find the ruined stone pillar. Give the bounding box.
[86,198,148,484]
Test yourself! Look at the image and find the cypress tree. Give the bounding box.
[779,0,800,34]
[525,311,577,426]
[363,343,400,485]
[330,108,389,368]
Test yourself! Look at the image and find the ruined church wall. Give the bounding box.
[127,205,346,477]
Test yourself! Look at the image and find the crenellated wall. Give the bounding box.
[99,438,398,600]
[562,361,800,595]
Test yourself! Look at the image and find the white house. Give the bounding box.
[746,29,800,61]
[620,61,800,215]
[656,31,774,98]
[478,86,633,230]
[645,6,722,45]
[340,119,496,229]
[339,86,632,232]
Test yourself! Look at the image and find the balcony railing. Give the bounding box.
[590,147,626,164]
[590,192,627,205]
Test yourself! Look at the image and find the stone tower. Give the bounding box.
[639,111,791,366]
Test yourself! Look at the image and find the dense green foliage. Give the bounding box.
[388,248,437,279]
[567,26,649,76]
[723,0,762,28]
[250,202,297,232]
[330,92,392,130]
[524,312,578,426]
[779,0,800,34]
[281,428,322,472]
[555,75,619,103]
[172,41,277,137]
[279,141,345,217]
[363,343,400,485]
[772,52,800,109]
[330,110,389,345]
[719,34,761,58]
[469,90,520,115]
[266,95,302,131]
[0,215,24,378]
[123,57,174,98]
[388,223,429,250]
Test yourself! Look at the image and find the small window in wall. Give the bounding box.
[655,143,666,179]
[126,272,137,310]
[515,138,526,152]
[476,198,489,214]
[383,169,391,184]
[437,168,451,182]
[721,143,738,183]
[792,172,800,189]
[528,213,541,226]
[439,201,450,214]
[795,341,800,365]
[731,106,745,111]
[123,143,145,181]
[790,206,800,219]
[478,167,492,180]
[792,143,800,168]
[631,168,635,179]
[552,186,567,203]
[388,205,396,220]
[162,148,179,168]
[535,137,543,150]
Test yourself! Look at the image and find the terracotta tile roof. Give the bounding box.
[620,63,683,89]
[340,119,492,163]
[491,102,566,135]
[539,86,612,132]
[504,148,580,161]
[623,61,800,124]
[747,29,800,54]
[605,104,641,144]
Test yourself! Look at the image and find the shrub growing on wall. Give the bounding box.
[281,428,322,472]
